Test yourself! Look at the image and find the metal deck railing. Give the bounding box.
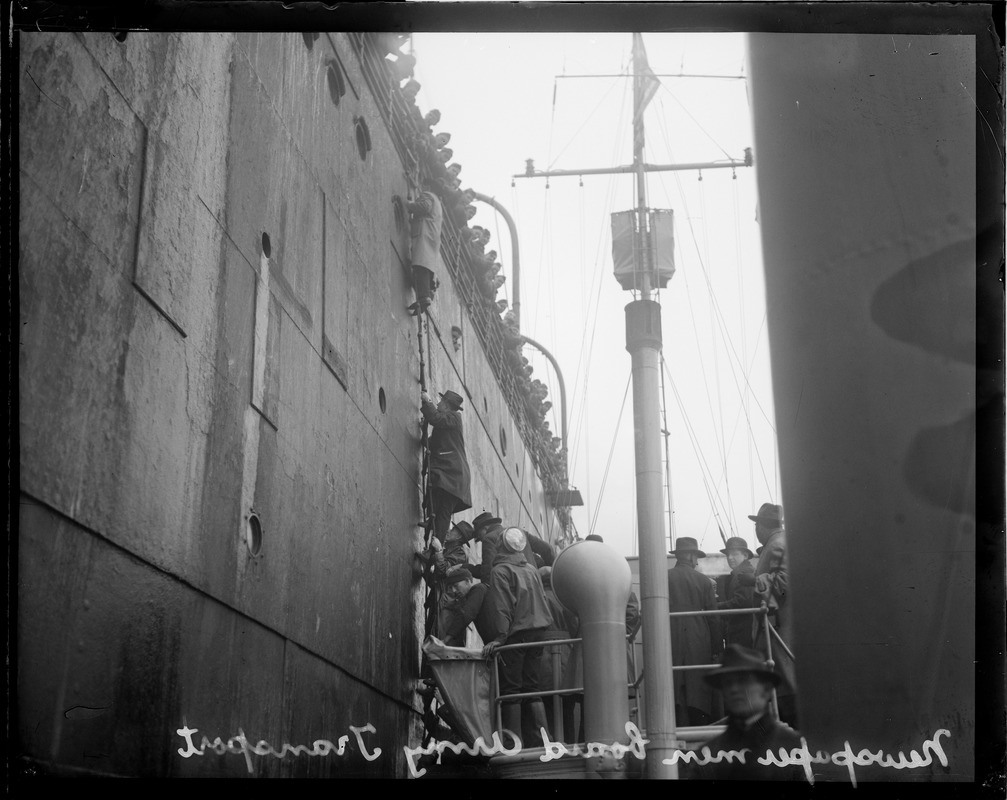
[485,604,793,749]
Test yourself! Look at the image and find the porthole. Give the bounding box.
[113,31,128,43]
[261,232,271,258]
[326,60,345,106]
[355,117,372,161]
[499,426,507,456]
[379,387,387,414]
[246,511,263,556]
[302,32,320,51]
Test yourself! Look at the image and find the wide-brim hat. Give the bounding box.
[450,520,475,543]
[748,502,784,526]
[704,645,781,687]
[670,537,706,558]
[472,511,502,530]
[720,537,755,559]
[439,390,464,410]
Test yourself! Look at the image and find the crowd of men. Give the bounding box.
[667,503,796,729]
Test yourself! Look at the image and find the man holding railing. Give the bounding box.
[742,502,798,726]
[481,527,554,748]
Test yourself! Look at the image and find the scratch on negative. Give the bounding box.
[793,381,804,428]
[961,80,1004,166]
[25,67,67,111]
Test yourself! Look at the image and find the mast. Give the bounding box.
[514,33,753,778]
[625,31,677,777]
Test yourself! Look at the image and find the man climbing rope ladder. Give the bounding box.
[420,388,472,542]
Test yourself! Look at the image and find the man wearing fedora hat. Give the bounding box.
[421,388,472,543]
[470,512,554,583]
[740,502,797,726]
[423,520,476,580]
[717,537,757,650]
[667,537,722,726]
[684,644,805,781]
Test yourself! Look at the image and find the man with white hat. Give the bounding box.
[481,527,553,747]
[667,537,722,726]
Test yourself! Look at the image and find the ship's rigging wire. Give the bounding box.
[650,158,738,538]
[698,172,738,535]
[732,163,755,510]
[652,80,736,163]
[563,86,633,524]
[660,355,736,549]
[546,78,624,171]
[658,339,678,550]
[650,107,779,525]
[589,369,633,536]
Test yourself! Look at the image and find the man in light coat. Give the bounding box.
[407,184,443,315]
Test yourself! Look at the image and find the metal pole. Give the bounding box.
[472,192,521,327]
[519,334,567,453]
[626,299,677,778]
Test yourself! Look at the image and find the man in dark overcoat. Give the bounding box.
[667,537,722,726]
[683,645,805,782]
[420,389,472,541]
[717,536,756,650]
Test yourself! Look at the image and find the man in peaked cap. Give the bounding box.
[667,537,722,726]
[420,389,472,542]
[481,527,554,747]
[683,645,805,782]
[739,502,797,726]
[717,536,757,650]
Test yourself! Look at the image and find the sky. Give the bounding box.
[411,32,781,558]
